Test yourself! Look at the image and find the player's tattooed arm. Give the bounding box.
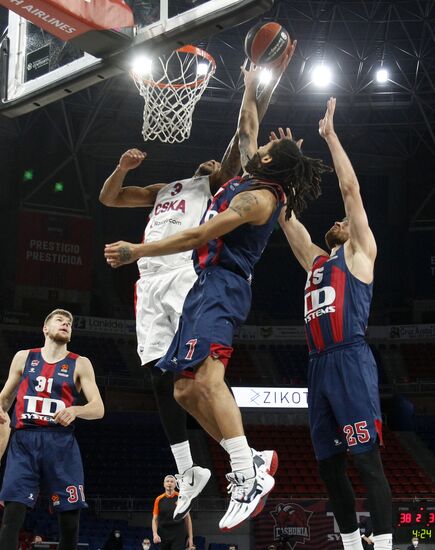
[238,67,261,172]
[229,192,259,218]
[213,134,241,192]
[215,47,297,189]
[104,190,277,267]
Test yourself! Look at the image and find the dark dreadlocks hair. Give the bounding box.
[245,139,333,219]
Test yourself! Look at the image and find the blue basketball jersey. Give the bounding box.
[12,349,80,430]
[304,245,373,353]
[193,176,285,280]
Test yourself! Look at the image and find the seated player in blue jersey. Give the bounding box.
[104,57,332,530]
[279,98,392,550]
[0,309,104,550]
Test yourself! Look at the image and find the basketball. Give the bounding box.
[244,21,290,68]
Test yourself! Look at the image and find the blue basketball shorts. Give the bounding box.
[0,429,88,511]
[308,341,383,461]
[157,265,252,376]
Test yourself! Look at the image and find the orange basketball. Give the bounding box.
[244,21,290,67]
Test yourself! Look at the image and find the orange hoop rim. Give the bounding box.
[133,45,216,90]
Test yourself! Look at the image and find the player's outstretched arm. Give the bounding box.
[213,50,296,191]
[99,148,166,207]
[238,66,261,172]
[104,189,277,268]
[279,208,328,272]
[54,357,104,426]
[319,98,376,260]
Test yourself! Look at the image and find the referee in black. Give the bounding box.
[152,475,194,549]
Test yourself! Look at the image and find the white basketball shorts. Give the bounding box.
[135,263,198,365]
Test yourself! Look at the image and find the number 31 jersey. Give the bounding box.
[11,349,80,430]
[137,175,212,274]
[304,245,373,353]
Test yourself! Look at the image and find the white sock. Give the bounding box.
[341,529,364,550]
[170,441,193,475]
[373,534,392,550]
[220,438,227,451]
[225,435,255,479]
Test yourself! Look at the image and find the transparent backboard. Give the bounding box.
[1,0,273,116]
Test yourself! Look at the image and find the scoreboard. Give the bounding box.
[395,502,435,542]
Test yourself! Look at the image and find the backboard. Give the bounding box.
[0,0,273,117]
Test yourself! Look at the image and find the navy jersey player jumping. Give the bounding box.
[0,309,104,549]
[104,61,331,531]
[98,59,289,522]
[279,99,392,550]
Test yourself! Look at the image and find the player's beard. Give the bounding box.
[325,228,348,250]
[245,153,264,177]
[50,330,70,344]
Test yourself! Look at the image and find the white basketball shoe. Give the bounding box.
[250,449,278,517]
[173,465,211,521]
[219,465,275,531]
[252,449,279,476]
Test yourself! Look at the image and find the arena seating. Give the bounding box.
[21,509,151,550]
[209,424,435,498]
[75,413,176,499]
[1,329,130,377]
[400,343,435,380]
[415,415,435,454]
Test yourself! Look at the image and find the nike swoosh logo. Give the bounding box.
[189,473,195,487]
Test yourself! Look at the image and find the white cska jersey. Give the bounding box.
[137,175,212,274]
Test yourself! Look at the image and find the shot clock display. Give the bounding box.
[395,502,435,542]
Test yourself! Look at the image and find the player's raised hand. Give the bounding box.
[54,406,77,427]
[0,407,9,425]
[104,241,140,268]
[118,149,146,171]
[273,39,297,75]
[319,97,337,140]
[241,62,261,88]
[269,127,303,149]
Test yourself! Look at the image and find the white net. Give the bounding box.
[131,45,216,143]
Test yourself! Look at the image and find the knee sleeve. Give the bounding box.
[58,509,80,550]
[318,453,358,534]
[0,501,27,549]
[149,365,188,445]
[353,447,392,535]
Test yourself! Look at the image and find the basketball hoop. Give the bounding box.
[131,45,216,143]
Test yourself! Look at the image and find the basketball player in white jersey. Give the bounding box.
[99,62,288,519]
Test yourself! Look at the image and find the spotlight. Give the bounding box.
[376,68,389,83]
[312,65,332,87]
[197,62,209,76]
[131,56,152,76]
[259,68,273,85]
